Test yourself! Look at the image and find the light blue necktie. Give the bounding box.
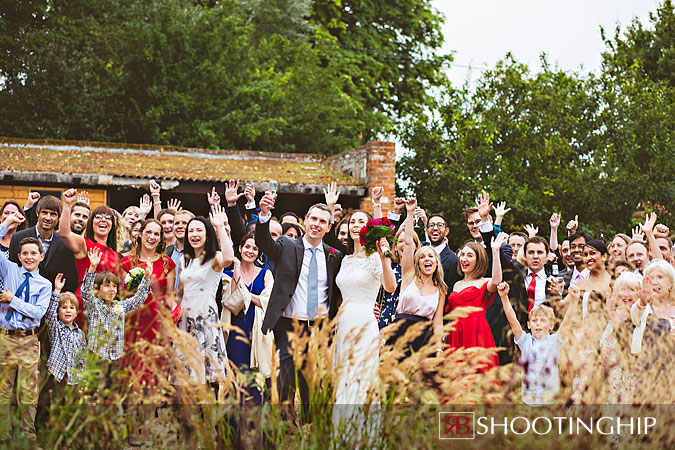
[5,272,31,321]
[306,247,318,319]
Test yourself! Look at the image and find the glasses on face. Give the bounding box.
[93,214,114,222]
[428,223,446,230]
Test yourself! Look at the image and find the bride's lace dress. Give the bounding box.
[332,253,382,442]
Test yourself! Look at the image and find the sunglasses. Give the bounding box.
[93,213,114,222]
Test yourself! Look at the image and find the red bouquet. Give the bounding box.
[358,217,396,257]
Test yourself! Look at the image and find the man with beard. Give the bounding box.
[563,231,592,288]
[425,214,458,291]
[69,201,90,235]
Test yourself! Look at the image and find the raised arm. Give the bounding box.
[372,186,384,219]
[487,232,508,292]
[254,192,284,262]
[377,238,397,293]
[0,213,25,279]
[46,273,66,337]
[497,281,524,340]
[558,284,580,341]
[209,204,235,271]
[549,213,561,252]
[640,212,661,261]
[23,192,40,228]
[58,188,87,258]
[149,180,162,218]
[219,183,246,250]
[400,197,418,279]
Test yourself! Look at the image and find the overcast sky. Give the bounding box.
[432,0,660,86]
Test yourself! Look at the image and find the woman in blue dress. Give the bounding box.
[223,232,274,404]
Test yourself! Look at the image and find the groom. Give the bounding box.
[255,192,343,417]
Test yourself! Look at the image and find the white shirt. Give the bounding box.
[570,267,590,285]
[431,242,447,255]
[525,268,547,307]
[283,236,329,320]
[516,332,565,405]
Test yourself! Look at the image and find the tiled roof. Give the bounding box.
[0,137,364,187]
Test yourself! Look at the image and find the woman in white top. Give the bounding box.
[388,198,447,357]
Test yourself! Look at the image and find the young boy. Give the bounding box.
[46,273,87,388]
[0,211,52,441]
[497,281,578,405]
[82,247,152,361]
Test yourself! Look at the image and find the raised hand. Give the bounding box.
[490,231,508,252]
[393,198,406,215]
[639,277,654,306]
[566,215,578,235]
[405,197,417,213]
[333,203,343,218]
[224,179,243,207]
[524,224,539,238]
[62,188,78,206]
[25,192,41,210]
[549,213,561,230]
[209,204,228,228]
[632,225,645,242]
[497,281,510,296]
[54,273,66,293]
[149,180,161,197]
[568,283,581,303]
[77,191,90,205]
[2,211,25,228]
[494,201,511,220]
[207,186,221,207]
[244,183,255,205]
[372,186,383,204]
[259,192,277,216]
[476,192,492,221]
[376,237,391,259]
[414,207,428,228]
[88,247,102,269]
[167,198,182,211]
[323,182,340,207]
[654,223,670,236]
[639,212,657,235]
[139,194,152,217]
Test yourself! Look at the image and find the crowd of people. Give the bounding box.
[0,180,673,444]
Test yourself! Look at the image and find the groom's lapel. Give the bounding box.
[323,243,334,280]
[294,239,304,283]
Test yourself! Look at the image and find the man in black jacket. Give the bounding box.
[255,193,343,421]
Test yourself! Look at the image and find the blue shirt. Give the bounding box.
[0,224,51,330]
[171,245,184,292]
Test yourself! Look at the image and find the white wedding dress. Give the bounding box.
[333,253,382,442]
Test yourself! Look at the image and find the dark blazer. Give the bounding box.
[9,227,78,293]
[256,218,343,334]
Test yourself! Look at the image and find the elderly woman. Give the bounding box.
[600,271,642,404]
[629,259,675,404]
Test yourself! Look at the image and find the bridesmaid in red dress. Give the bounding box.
[446,234,508,371]
[119,219,177,387]
[58,189,121,326]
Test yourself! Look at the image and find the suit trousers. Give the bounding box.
[273,317,316,422]
[0,333,40,440]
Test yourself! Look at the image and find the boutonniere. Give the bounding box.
[327,247,337,260]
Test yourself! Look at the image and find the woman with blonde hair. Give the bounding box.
[387,198,445,354]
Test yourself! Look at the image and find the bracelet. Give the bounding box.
[372,203,381,207]
[153,201,161,205]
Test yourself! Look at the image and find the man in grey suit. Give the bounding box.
[255,192,343,421]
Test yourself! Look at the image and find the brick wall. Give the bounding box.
[326,141,396,214]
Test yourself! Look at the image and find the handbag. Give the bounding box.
[222,277,247,315]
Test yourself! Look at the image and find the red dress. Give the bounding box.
[120,255,176,386]
[74,238,120,326]
[446,281,499,370]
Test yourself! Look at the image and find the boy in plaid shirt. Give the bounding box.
[82,248,152,360]
[46,273,86,387]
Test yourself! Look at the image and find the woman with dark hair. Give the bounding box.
[177,205,234,385]
[281,222,302,241]
[222,232,274,403]
[59,189,120,320]
[334,215,350,248]
[569,239,612,403]
[120,219,178,385]
[445,230,508,372]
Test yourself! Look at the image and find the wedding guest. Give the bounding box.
[625,240,649,274]
[157,208,176,248]
[608,233,631,265]
[168,210,194,291]
[281,222,302,241]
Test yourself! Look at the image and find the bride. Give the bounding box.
[332,207,397,434]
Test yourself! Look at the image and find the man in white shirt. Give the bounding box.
[565,231,592,288]
[255,192,343,422]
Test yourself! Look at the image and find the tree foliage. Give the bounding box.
[0,0,449,154]
[399,2,675,247]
